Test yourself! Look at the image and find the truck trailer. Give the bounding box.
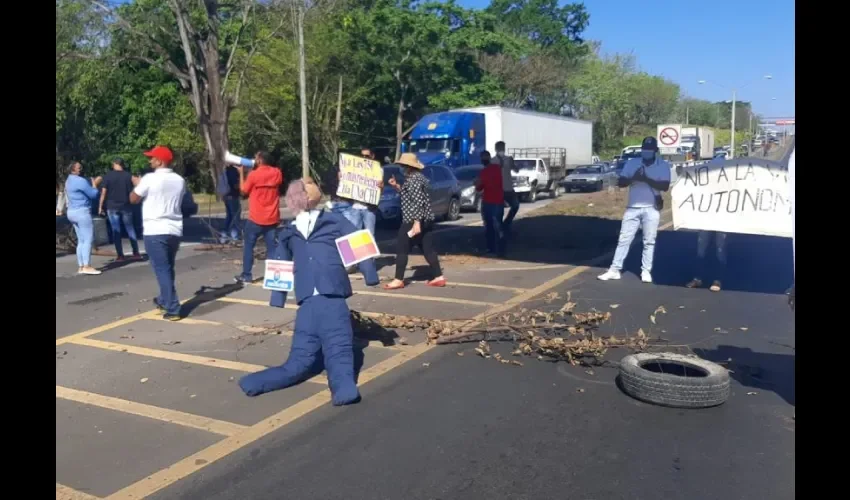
[402,106,594,169]
[680,126,715,160]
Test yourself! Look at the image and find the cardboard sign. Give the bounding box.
[337,153,382,205]
[262,260,295,292]
[672,158,792,238]
[335,229,380,267]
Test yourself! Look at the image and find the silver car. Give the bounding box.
[561,165,614,192]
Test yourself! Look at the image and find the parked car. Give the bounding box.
[561,164,615,192]
[453,164,485,212]
[377,164,462,227]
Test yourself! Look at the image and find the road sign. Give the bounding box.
[657,124,682,154]
[775,120,795,126]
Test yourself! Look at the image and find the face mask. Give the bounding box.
[641,151,655,161]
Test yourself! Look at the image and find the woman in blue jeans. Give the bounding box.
[63,162,103,275]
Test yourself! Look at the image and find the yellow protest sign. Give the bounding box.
[337,153,382,205]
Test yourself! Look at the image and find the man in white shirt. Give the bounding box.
[130,146,196,321]
[598,136,671,283]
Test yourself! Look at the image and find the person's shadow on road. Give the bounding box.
[695,345,795,406]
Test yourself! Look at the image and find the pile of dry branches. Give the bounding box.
[352,293,658,366]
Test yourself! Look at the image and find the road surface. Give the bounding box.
[56,189,794,500]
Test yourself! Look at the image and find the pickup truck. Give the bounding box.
[510,157,566,202]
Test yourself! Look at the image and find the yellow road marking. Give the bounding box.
[217,296,298,308]
[57,313,149,346]
[56,386,247,437]
[352,290,496,307]
[104,343,436,500]
[410,281,526,293]
[144,315,225,326]
[475,263,569,272]
[57,483,101,500]
[212,297,390,320]
[67,337,329,385]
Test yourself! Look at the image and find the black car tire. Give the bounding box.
[550,184,561,199]
[596,180,603,192]
[447,197,461,221]
[618,353,730,409]
[528,188,538,203]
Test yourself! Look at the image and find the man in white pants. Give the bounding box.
[598,136,671,283]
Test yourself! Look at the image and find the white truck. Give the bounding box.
[455,106,594,169]
[680,127,715,160]
[507,150,568,202]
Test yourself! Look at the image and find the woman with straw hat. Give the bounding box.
[383,153,446,289]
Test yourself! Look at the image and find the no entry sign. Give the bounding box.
[656,124,682,151]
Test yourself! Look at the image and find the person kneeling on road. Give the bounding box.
[598,136,671,284]
[238,178,361,406]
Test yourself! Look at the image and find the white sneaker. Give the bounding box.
[597,269,621,281]
[641,271,653,283]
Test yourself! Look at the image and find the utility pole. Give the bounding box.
[685,106,689,125]
[296,1,309,178]
[730,89,737,159]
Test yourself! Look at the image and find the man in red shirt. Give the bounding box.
[235,151,284,283]
[475,151,506,256]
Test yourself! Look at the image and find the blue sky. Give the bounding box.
[461,0,795,118]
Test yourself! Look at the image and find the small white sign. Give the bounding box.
[262,259,294,292]
[657,123,682,152]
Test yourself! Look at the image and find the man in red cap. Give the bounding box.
[130,146,197,321]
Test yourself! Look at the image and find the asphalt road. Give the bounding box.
[56,188,794,500]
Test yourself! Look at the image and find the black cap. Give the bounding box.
[641,136,658,151]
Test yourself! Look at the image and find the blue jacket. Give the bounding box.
[270,210,358,306]
[65,174,100,211]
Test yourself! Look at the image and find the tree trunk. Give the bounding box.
[202,36,230,193]
[333,74,343,158]
[394,86,407,162]
[297,3,310,178]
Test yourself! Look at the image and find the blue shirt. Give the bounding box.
[64,174,100,211]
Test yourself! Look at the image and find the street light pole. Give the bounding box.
[697,75,771,161]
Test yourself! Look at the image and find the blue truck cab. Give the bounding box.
[401,111,486,169]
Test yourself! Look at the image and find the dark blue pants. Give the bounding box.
[241,220,277,281]
[239,295,360,406]
[107,209,140,257]
[503,191,520,231]
[222,197,242,243]
[481,202,505,255]
[144,235,181,315]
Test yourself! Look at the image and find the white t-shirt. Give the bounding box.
[620,157,672,208]
[133,168,186,237]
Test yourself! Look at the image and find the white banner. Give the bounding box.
[672,158,792,238]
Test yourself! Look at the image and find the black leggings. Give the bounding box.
[395,221,442,280]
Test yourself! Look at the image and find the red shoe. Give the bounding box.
[427,277,447,287]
